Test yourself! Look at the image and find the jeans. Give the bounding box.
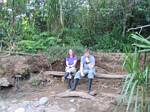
[74,68,96,79]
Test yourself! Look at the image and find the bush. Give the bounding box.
[17,32,61,53]
[45,46,85,62]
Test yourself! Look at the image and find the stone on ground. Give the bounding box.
[39,97,49,105]
[0,78,10,87]
[14,108,25,112]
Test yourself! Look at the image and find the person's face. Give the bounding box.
[85,51,90,57]
[69,49,73,56]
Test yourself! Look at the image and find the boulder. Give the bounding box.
[39,97,49,106]
[0,78,11,87]
[14,108,25,112]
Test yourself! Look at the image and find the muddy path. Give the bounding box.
[0,53,126,112]
[0,78,122,112]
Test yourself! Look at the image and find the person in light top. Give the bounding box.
[71,48,96,93]
[64,49,77,89]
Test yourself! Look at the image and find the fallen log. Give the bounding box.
[56,90,96,99]
[101,92,120,98]
[96,73,126,79]
[43,71,126,79]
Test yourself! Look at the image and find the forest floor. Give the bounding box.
[0,53,126,112]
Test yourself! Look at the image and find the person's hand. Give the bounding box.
[88,64,94,69]
[70,65,73,68]
[68,65,72,68]
[86,57,90,64]
[81,72,85,77]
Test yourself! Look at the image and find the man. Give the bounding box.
[71,48,96,93]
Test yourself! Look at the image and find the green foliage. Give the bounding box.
[131,33,150,52]
[45,46,85,62]
[0,0,150,52]
[30,77,42,87]
[92,26,133,52]
[115,52,150,112]
[17,32,61,53]
[58,28,83,46]
[115,34,150,112]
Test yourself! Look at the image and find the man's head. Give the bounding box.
[84,48,90,57]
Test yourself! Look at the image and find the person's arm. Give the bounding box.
[80,63,85,77]
[66,61,70,67]
[80,57,85,76]
[66,58,70,67]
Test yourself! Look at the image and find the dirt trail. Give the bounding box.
[0,78,122,112]
[0,53,125,112]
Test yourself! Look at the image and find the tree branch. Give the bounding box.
[127,24,150,32]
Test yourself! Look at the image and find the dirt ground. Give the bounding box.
[0,77,122,112]
[0,53,126,112]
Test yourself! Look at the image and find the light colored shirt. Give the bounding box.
[81,55,95,69]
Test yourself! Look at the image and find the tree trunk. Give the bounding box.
[59,0,64,28]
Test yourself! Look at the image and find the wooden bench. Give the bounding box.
[43,71,127,79]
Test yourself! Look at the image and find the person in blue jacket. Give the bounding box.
[72,48,96,93]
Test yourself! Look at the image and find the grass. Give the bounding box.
[115,33,150,112]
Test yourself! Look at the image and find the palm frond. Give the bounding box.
[131,34,150,45]
[126,80,138,112]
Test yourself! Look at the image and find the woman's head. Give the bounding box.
[68,49,75,57]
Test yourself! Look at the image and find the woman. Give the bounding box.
[64,49,77,89]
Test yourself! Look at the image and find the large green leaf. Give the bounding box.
[126,80,138,112]
[133,44,150,48]
[131,34,150,45]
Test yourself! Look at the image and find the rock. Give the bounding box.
[11,99,18,103]
[39,97,49,106]
[69,99,75,103]
[15,108,25,112]
[0,78,10,87]
[0,102,7,110]
[22,101,32,109]
[33,101,40,107]
[35,108,45,112]
[89,90,97,96]
[69,108,76,112]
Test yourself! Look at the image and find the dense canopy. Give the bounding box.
[0,0,150,53]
